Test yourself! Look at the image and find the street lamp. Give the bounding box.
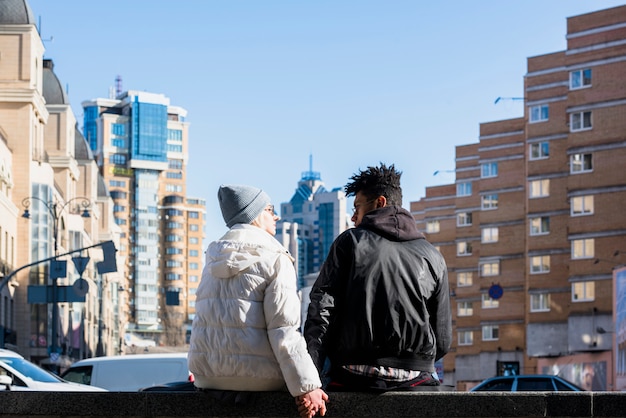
[21,196,92,368]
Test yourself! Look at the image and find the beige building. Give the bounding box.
[0,0,125,367]
[412,5,626,390]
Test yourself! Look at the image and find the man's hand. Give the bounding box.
[295,388,328,418]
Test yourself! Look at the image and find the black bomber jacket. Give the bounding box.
[304,205,452,375]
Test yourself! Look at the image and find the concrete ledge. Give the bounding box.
[1,391,626,417]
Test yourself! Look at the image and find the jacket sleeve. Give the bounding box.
[304,232,353,372]
[427,253,452,361]
[264,252,322,397]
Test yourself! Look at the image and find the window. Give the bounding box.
[572,281,595,302]
[481,162,498,178]
[457,212,472,227]
[572,238,594,259]
[166,248,183,255]
[189,249,199,257]
[166,172,183,179]
[482,194,498,210]
[457,241,472,256]
[530,293,550,312]
[529,179,549,198]
[457,182,472,197]
[426,220,440,234]
[189,212,200,219]
[570,68,592,89]
[571,195,594,216]
[482,293,499,309]
[457,272,473,287]
[110,154,127,165]
[113,205,125,212]
[570,111,592,131]
[530,255,550,274]
[166,261,183,268]
[166,235,183,242]
[112,138,126,148]
[189,262,199,270]
[530,142,549,160]
[482,227,499,243]
[189,224,199,232]
[168,159,183,170]
[189,275,199,282]
[571,153,593,173]
[529,104,549,123]
[112,123,126,136]
[481,261,500,277]
[482,325,499,341]
[458,301,473,317]
[530,216,550,235]
[189,237,199,245]
[458,331,473,346]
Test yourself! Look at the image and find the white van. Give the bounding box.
[60,352,191,391]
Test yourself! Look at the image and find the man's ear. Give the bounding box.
[377,196,387,208]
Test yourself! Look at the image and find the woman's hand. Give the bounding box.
[295,388,328,418]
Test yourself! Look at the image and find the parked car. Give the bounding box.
[0,349,106,392]
[470,374,585,392]
[60,352,191,391]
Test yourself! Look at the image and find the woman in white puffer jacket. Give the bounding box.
[189,184,327,418]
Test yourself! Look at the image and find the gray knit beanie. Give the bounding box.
[218,184,271,228]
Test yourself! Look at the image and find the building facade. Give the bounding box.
[82,90,205,346]
[0,0,125,367]
[411,5,626,391]
[276,159,350,288]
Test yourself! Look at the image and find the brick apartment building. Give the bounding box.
[411,5,626,391]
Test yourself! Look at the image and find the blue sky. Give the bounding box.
[28,0,626,237]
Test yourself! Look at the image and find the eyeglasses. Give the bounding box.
[352,198,377,215]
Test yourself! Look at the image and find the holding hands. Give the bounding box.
[296,388,328,418]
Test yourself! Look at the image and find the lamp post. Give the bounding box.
[21,196,91,368]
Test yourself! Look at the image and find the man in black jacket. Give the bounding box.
[304,163,451,391]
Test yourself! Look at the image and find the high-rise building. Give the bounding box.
[82,90,205,346]
[411,5,626,391]
[276,158,350,288]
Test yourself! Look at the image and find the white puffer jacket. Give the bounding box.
[188,224,322,397]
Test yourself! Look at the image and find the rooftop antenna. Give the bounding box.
[115,75,123,97]
[494,97,525,105]
[37,16,54,44]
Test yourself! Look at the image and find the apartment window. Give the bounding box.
[570,68,592,89]
[166,248,183,255]
[530,255,550,274]
[571,195,594,216]
[529,104,549,123]
[113,205,125,213]
[530,216,550,236]
[572,281,595,302]
[530,142,549,160]
[530,293,550,312]
[571,153,593,173]
[482,227,499,243]
[189,224,199,232]
[481,261,500,277]
[457,241,472,256]
[482,194,498,210]
[458,301,473,317]
[457,212,472,227]
[166,222,183,229]
[189,249,199,257]
[190,262,199,270]
[189,212,200,219]
[112,123,126,136]
[482,293,499,309]
[426,220,440,234]
[110,153,127,165]
[166,172,183,179]
[112,138,126,148]
[570,111,592,132]
[457,272,473,287]
[482,325,499,341]
[166,273,182,281]
[109,180,126,188]
[457,182,472,197]
[458,331,473,346]
[166,235,183,242]
[572,238,594,259]
[168,159,183,170]
[189,237,199,245]
[189,275,199,282]
[529,179,549,198]
[167,144,183,153]
[481,162,498,178]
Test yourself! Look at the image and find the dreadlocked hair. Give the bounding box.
[344,163,403,206]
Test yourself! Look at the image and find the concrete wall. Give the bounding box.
[2,391,626,417]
